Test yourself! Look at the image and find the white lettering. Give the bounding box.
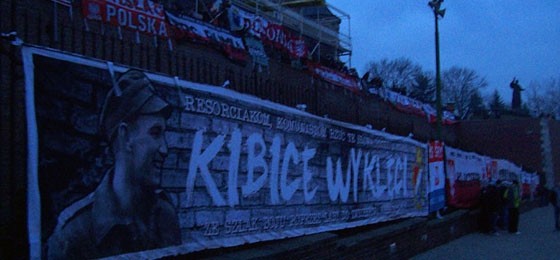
[350,149,362,202]
[181,126,416,208]
[326,157,351,202]
[227,129,242,207]
[138,14,146,31]
[363,153,384,198]
[242,133,268,196]
[280,143,301,201]
[302,147,317,202]
[186,130,226,206]
[106,5,117,22]
[269,136,282,204]
[117,9,128,27]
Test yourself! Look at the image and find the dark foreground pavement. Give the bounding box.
[412,205,560,260]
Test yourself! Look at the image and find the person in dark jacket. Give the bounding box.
[480,181,501,234]
[496,180,508,230]
[487,182,501,234]
[504,180,521,234]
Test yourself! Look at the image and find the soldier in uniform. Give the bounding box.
[47,70,181,259]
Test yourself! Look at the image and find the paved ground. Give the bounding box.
[412,206,560,260]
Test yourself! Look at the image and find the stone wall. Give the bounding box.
[457,119,543,173]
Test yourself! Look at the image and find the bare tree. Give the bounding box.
[526,77,560,119]
[441,66,488,120]
[410,72,435,104]
[365,57,423,95]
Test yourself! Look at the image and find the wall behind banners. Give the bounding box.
[29,49,429,258]
[457,119,549,178]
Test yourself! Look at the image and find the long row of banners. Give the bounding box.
[445,147,539,208]
[81,0,307,59]
[79,0,461,113]
[369,87,458,124]
[25,47,538,259]
[79,0,364,91]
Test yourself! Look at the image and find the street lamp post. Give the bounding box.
[428,0,446,220]
[428,0,445,140]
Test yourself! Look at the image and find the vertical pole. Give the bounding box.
[435,14,442,141]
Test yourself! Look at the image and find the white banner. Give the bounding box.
[445,146,488,208]
[228,5,308,58]
[428,141,445,211]
[379,88,457,124]
[82,0,169,38]
[166,11,247,62]
[24,47,429,259]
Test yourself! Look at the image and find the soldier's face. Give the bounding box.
[126,114,168,187]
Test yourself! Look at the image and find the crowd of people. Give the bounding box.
[480,179,560,236]
[479,180,521,235]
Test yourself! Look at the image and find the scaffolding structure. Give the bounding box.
[231,0,352,66]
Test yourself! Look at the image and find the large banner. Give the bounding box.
[446,149,539,208]
[385,90,426,117]
[24,47,428,259]
[492,159,521,183]
[491,159,536,198]
[428,141,445,212]
[307,62,361,93]
[371,87,457,125]
[228,5,308,58]
[166,11,248,63]
[445,147,487,208]
[82,0,169,38]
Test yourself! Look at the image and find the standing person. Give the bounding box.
[47,70,181,259]
[550,181,560,231]
[479,183,491,233]
[486,181,501,235]
[505,180,522,234]
[479,181,500,234]
[496,180,508,230]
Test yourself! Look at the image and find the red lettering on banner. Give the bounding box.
[428,140,444,162]
[230,6,307,58]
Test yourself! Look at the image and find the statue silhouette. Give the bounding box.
[510,77,524,110]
